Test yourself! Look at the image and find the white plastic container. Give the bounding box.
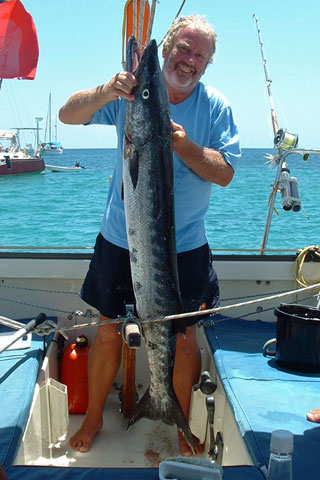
[159,459,223,480]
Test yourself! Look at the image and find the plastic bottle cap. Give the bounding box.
[270,430,293,454]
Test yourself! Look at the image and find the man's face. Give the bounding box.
[162,25,213,96]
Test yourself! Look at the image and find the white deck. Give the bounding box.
[52,395,180,468]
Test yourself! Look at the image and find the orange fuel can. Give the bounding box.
[61,335,90,414]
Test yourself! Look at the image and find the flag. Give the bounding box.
[0,0,39,80]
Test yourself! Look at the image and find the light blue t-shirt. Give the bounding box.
[88,82,240,253]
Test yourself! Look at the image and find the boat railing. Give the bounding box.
[260,147,320,254]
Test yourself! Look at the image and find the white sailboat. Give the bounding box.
[38,93,63,156]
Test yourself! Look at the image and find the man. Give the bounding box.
[59,14,240,457]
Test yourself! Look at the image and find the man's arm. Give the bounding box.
[59,72,137,125]
[171,120,234,186]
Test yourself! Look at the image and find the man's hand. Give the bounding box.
[105,72,137,102]
[171,120,187,152]
[59,71,137,125]
[170,120,233,186]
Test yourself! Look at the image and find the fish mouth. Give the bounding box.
[126,35,141,73]
[126,36,158,76]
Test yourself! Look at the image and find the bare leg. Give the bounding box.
[173,325,204,456]
[69,315,122,452]
[306,408,320,423]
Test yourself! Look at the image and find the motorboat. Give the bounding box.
[45,163,84,172]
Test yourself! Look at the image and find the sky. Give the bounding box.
[1,0,320,149]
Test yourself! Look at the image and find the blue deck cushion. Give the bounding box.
[0,317,57,469]
[5,465,266,479]
[205,316,320,480]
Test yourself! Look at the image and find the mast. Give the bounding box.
[49,92,52,144]
[253,14,279,136]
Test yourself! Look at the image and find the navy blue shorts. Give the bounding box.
[80,233,219,328]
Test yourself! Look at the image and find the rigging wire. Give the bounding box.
[158,0,187,47]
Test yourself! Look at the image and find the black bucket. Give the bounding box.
[263,303,320,372]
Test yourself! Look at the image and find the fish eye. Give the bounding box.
[142,89,150,100]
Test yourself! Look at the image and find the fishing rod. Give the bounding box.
[253,14,303,254]
[252,14,279,137]
[253,14,298,151]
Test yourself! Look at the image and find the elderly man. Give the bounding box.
[59,14,240,456]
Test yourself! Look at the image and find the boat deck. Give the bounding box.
[1,314,320,479]
[205,315,320,479]
[53,395,180,468]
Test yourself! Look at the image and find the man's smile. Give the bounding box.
[177,63,196,75]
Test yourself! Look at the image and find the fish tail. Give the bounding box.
[127,387,195,453]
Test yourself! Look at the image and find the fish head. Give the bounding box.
[124,38,169,149]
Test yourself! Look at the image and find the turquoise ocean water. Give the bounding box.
[1,148,320,254]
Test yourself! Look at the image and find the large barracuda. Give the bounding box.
[123,38,194,451]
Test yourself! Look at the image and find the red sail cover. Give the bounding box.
[0,0,39,79]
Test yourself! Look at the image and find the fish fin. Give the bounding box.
[129,150,139,189]
[127,386,195,454]
[127,387,152,427]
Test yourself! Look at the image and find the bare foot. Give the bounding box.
[306,408,320,423]
[178,431,204,457]
[69,417,103,453]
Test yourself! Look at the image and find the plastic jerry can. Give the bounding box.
[61,335,90,414]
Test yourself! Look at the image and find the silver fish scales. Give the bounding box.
[123,37,194,451]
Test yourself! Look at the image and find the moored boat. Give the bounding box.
[39,142,63,156]
[0,130,45,176]
[38,94,63,157]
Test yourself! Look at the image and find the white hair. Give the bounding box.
[163,14,217,63]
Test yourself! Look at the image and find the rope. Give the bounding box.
[146,0,157,44]
[157,281,320,324]
[137,0,146,46]
[3,282,316,340]
[293,245,320,289]
[56,281,320,335]
[267,180,280,216]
